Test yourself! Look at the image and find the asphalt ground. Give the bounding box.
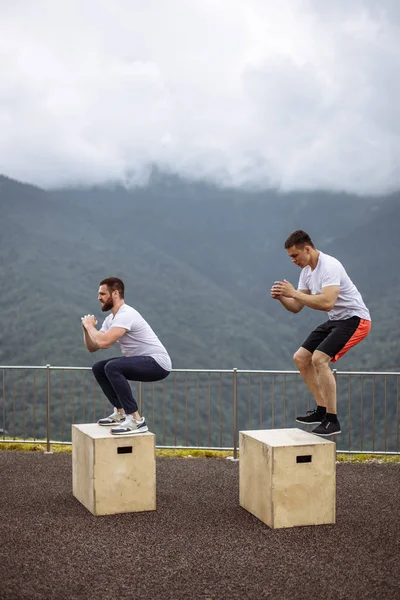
[0,452,399,600]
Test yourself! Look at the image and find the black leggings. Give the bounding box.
[92,356,170,414]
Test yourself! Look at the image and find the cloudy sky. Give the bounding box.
[1,0,399,194]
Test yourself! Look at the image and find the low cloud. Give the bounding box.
[0,0,399,194]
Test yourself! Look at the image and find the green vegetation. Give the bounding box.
[1,441,400,463]
[337,453,400,464]
[2,173,396,371]
[1,174,399,453]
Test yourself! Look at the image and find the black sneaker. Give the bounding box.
[311,418,341,436]
[296,407,326,424]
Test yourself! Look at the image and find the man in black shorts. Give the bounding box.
[271,230,371,436]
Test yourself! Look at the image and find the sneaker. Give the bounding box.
[296,407,326,424]
[110,415,149,436]
[98,410,126,426]
[311,418,341,436]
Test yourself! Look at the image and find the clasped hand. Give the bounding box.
[81,314,98,328]
[270,279,296,299]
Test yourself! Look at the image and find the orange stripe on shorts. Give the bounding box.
[331,319,372,363]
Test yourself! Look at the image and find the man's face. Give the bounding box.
[286,245,311,268]
[98,285,114,312]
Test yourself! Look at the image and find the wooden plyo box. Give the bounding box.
[239,428,336,529]
[72,424,156,516]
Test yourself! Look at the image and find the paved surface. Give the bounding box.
[0,452,399,600]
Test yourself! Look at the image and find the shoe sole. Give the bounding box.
[311,430,341,436]
[295,419,322,425]
[111,426,149,436]
[98,422,125,427]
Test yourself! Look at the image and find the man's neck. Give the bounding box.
[309,249,320,271]
[111,300,125,316]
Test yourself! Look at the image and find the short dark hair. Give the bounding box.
[99,277,125,298]
[284,230,315,250]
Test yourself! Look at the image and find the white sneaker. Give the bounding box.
[110,415,149,436]
[97,409,126,426]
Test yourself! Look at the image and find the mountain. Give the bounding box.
[0,173,398,372]
[0,175,295,369]
[324,191,400,369]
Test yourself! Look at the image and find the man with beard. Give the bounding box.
[271,230,371,437]
[81,277,171,435]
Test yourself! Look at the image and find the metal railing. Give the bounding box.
[0,365,399,456]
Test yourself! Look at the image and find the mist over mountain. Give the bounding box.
[0,173,398,371]
[2,2,400,195]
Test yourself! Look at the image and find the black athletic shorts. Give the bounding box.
[301,316,371,363]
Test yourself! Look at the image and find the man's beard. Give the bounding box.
[101,299,114,312]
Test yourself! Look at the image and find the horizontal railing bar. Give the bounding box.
[0,366,49,370]
[1,365,399,376]
[235,370,300,374]
[335,371,400,376]
[47,366,92,371]
[164,369,237,374]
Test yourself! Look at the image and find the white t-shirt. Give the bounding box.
[100,304,172,371]
[298,252,370,321]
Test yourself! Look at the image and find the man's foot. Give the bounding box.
[110,415,149,436]
[311,418,341,436]
[296,407,326,424]
[98,410,126,426]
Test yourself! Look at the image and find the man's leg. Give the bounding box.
[309,348,341,435]
[105,357,170,436]
[306,318,371,436]
[103,358,139,417]
[311,350,337,413]
[293,347,326,409]
[92,358,127,426]
[294,321,332,424]
[104,356,169,418]
[92,358,124,410]
[295,348,340,435]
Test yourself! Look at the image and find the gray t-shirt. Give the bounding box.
[100,304,172,371]
[298,252,370,321]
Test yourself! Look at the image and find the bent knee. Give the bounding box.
[293,348,312,368]
[311,351,331,369]
[104,361,119,375]
[92,361,103,375]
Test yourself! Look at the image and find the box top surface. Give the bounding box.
[72,423,155,440]
[240,428,335,447]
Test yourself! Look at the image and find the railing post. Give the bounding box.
[332,368,339,449]
[233,368,238,459]
[138,382,143,414]
[332,368,338,398]
[44,364,53,454]
[2,369,5,440]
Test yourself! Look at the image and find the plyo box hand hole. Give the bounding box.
[296,454,312,463]
[117,446,132,454]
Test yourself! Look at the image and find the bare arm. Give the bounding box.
[83,326,100,353]
[271,283,309,313]
[81,315,127,350]
[277,295,306,313]
[292,286,340,311]
[273,280,340,312]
